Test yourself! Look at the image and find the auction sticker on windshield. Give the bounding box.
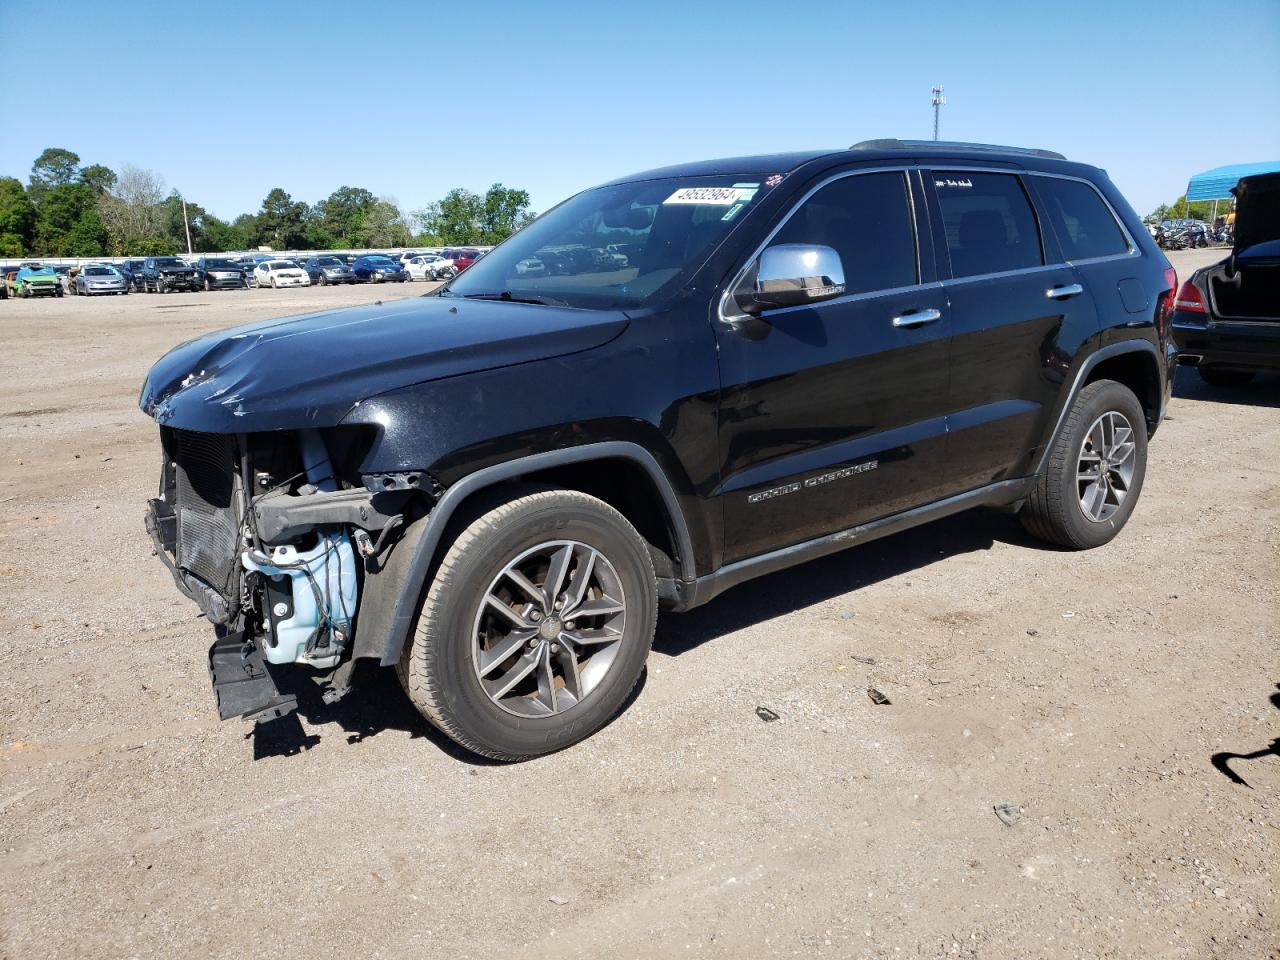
[664,186,744,205]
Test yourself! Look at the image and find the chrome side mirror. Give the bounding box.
[746,244,846,313]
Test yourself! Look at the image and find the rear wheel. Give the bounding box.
[1198,367,1255,388]
[1020,379,1147,549]
[399,489,657,761]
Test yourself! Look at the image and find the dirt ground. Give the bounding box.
[0,251,1276,960]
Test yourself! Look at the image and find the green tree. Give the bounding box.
[29,147,81,200]
[79,164,117,195]
[34,182,107,256]
[315,186,377,246]
[203,214,251,252]
[413,185,536,245]
[0,177,35,256]
[254,188,308,249]
[480,183,535,243]
[413,188,483,245]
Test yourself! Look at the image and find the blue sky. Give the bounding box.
[2,0,1277,222]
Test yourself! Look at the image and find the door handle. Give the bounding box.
[891,307,942,328]
[1046,283,1084,300]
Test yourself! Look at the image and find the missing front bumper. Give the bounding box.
[209,629,297,723]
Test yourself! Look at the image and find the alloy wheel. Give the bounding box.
[1077,411,1136,522]
[472,539,627,718]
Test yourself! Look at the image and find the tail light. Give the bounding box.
[1174,278,1206,313]
[1156,266,1178,338]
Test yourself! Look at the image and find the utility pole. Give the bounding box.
[181,196,193,255]
[931,85,946,141]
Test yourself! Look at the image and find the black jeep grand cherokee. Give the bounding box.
[140,140,1177,760]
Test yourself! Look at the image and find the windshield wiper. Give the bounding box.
[462,291,571,308]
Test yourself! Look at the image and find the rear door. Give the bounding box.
[925,168,1099,489]
[715,167,954,564]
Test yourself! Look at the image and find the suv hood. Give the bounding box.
[1233,172,1280,264]
[139,295,629,432]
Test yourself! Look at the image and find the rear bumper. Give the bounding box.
[1172,316,1280,372]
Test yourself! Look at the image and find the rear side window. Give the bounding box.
[934,172,1043,279]
[767,171,918,296]
[1033,176,1130,261]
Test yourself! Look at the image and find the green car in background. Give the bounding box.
[14,263,63,298]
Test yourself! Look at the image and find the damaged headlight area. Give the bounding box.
[144,425,432,717]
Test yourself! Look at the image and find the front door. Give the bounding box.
[714,168,955,564]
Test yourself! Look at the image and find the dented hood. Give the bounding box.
[139,294,629,432]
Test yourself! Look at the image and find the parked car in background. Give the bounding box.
[142,256,200,293]
[443,248,480,273]
[303,255,358,285]
[253,259,311,288]
[13,263,62,298]
[1172,171,1280,387]
[404,254,445,281]
[352,254,407,282]
[117,259,146,292]
[73,264,129,296]
[195,257,248,290]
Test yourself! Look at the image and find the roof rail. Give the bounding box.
[849,139,1066,161]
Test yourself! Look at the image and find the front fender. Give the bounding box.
[349,441,698,667]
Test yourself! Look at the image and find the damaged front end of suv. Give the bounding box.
[143,423,425,720]
[138,290,632,729]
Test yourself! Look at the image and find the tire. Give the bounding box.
[1019,379,1147,550]
[1198,367,1255,388]
[204,278,212,291]
[158,279,167,294]
[399,489,657,761]
[318,273,327,286]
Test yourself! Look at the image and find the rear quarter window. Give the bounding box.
[1033,176,1131,261]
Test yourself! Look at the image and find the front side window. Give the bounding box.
[1033,176,1130,261]
[934,172,1043,279]
[765,171,918,297]
[445,176,766,309]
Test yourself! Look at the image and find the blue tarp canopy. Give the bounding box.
[1186,162,1280,201]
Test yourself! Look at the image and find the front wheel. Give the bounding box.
[399,489,657,761]
[1020,379,1148,549]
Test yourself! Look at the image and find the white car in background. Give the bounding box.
[404,254,446,281]
[423,253,456,280]
[253,260,311,288]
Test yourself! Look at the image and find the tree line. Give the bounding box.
[0,146,537,258]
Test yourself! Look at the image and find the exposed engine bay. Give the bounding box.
[144,425,427,717]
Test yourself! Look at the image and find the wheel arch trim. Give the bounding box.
[1034,338,1161,477]
[371,441,696,667]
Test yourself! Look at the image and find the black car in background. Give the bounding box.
[141,256,200,293]
[195,257,248,290]
[117,259,146,292]
[351,254,407,282]
[303,255,358,285]
[1172,171,1280,386]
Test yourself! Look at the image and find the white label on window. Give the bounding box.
[663,186,744,205]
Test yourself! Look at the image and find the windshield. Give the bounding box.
[365,256,395,264]
[317,256,343,266]
[205,259,236,269]
[154,258,184,267]
[84,267,112,276]
[445,176,763,309]
[269,260,298,269]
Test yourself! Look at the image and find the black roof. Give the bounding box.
[603,141,1086,187]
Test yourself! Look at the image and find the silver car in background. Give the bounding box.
[74,265,129,296]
